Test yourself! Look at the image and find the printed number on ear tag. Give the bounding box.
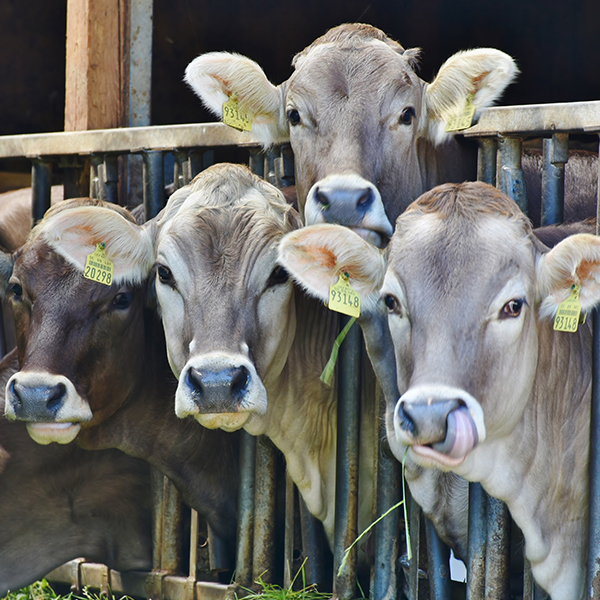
[222,94,252,132]
[445,93,476,132]
[83,242,114,286]
[553,284,581,333]
[328,273,361,318]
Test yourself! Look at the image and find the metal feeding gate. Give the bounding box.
[0,100,599,600]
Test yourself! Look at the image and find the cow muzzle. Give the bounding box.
[304,174,393,248]
[175,353,267,431]
[394,385,486,468]
[4,371,93,445]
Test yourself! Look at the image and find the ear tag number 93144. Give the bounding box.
[553,284,582,333]
[84,242,114,287]
[222,94,252,132]
[328,273,360,318]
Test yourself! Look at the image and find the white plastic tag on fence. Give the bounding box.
[450,549,467,582]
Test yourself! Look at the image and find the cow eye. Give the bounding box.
[384,294,400,314]
[501,298,525,319]
[112,293,132,309]
[157,265,173,285]
[10,282,23,300]
[399,107,416,125]
[267,266,289,287]
[287,109,301,126]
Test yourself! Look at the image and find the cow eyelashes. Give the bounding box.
[266,266,289,287]
[399,106,416,125]
[287,109,301,126]
[500,298,526,319]
[383,293,402,316]
[10,282,23,301]
[157,265,174,287]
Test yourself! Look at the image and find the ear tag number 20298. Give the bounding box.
[553,284,582,333]
[328,273,360,318]
[84,242,114,287]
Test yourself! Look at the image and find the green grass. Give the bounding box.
[1,580,133,600]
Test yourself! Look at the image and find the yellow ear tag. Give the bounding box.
[445,93,476,132]
[553,284,582,332]
[328,272,361,318]
[222,94,252,132]
[83,242,114,286]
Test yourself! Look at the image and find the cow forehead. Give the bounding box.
[389,213,536,310]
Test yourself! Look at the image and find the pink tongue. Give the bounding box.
[432,407,478,459]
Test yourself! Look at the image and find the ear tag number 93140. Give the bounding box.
[84,242,114,287]
[328,273,360,318]
[553,284,582,333]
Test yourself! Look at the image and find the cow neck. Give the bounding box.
[466,320,591,599]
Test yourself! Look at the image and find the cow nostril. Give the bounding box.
[397,402,417,437]
[230,366,250,401]
[186,367,204,398]
[315,189,330,208]
[356,188,374,208]
[10,380,22,406]
[46,383,67,413]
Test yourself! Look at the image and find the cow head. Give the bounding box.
[185,23,517,246]
[3,199,154,445]
[279,182,600,476]
[153,163,302,434]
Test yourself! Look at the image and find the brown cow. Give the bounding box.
[0,349,152,595]
[152,163,377,551]
[279,183,600,598]
[184,23,518,246]
[2,198,240,552]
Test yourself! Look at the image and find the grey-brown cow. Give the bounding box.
[152,162,378,552]
[2,198,240,553]
[0,349,152,596]
[279,182,600,599]
[184,23,518,246]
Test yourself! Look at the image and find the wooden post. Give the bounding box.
[64,0,130,131]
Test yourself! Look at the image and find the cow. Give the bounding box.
[278,181,600,599]
[151,162,379,554]
[184,23,598,239]
[0,348,152,596]
[1,198,240,556]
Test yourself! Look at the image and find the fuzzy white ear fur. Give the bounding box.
[184,52,289,147]
[424,48,518,145]
[537,233,600,318]
[35,206,155,285]
[278,224,386,313]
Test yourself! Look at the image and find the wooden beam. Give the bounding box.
[64,0,130,131]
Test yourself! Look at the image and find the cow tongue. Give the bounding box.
[432,406,479,459]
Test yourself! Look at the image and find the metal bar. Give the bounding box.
[332,317,361,600]
[173,150,191,189]
[90,155,102,199]
[424,519,451,600]
[497,137,528,215]
[236,431,256,586]
[477,138,497,186]
[298,497,328,588]
[159,480,184,574]
[284,472,295,588]
[101,155,119,204]
[151,468,165,569]
[407,493,422,599]
[143,150,165,220]
[252,437,278,583]
[189,509,198,580]
[541,133,569,225]
[128,0,153,127]
[0,123,262,159]
[31,158,52,223]
[467,483,486,600]
[373,420,401,600]
[208,524,233,572]
[249,148,264,178]
[484,497,510,600]
[587,135,600,597]
[190,149,214,177]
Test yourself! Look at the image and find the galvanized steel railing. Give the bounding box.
[0,100,600,600]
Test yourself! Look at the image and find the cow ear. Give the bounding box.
[537,233,600,318]
[278,224,386,313]
[184,52,288,147]
[423,48,518,144]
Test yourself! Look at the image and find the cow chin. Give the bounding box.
[195,412,250,432]
[26,422,81,445]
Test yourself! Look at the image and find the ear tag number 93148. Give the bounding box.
[553,284,582,333]
[84,242,114,287]
[328,273,360,318]
[445,93,476,132]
